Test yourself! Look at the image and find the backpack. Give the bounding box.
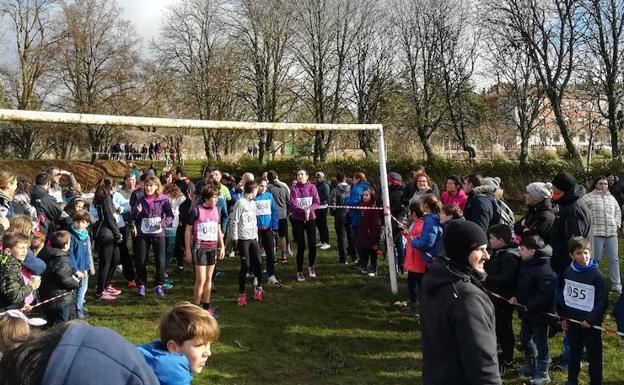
[493,198,515,234]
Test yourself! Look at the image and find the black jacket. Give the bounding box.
[31,184,64,230]
[514,199,556,242]
[94,194,122,241]
[514,246,556,324]
[329,183,350,220]
[315,181,331,205]
[484,243,521,299]
[559,265,608,326]
[420,259,502,385]
[609,180,624,206]
[39,248,80,309]
[550,185,593,274]
[464,187,497,232]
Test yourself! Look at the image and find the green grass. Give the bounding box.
[86,160,624,384]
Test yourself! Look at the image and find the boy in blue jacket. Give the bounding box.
[138,302,220,385]
[68,210,93,318]
[255,178,279,284]
[559,237,608,385]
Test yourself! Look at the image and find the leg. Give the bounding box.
[96,239,113,294]
[394,230,405,272]
[249,240,263,284]
[533,322,550,381]
[118,226,135,281]
[104,244,120,288]
[292,220,306,272]
[153,236,166,285]
[194,263,207,305]
[238,240,250,293]
[335,218,346,262]
[566,323,583,385]
[605,236,622,292]
[585,328,603,385]
[260,229,276,276]
[75,276,89,318]
[495,302,515,364]
[203,262,216,305]
[345,222,355,261]
[306,220,317,267]
[359,248,370,270]
[350,225,359,262]
[316,208,329,244]
[164,234,176,267]
[174,225,186,267]
[134,236,148,286]
[520,320,537,374]
[407,272,418,302]
[593,236,606,263]
[369,250,378,274]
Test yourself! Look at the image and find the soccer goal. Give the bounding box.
[0,108,399,294]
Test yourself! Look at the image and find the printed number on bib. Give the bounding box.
[197,221,218,242]
[141,217,163,235]
[256,200,271,216]
[297,197,312,210]
[243,212,256,229]
[563,279,595,312]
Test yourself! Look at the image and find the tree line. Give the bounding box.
[1,0,623,166]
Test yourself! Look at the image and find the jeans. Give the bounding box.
[165,231,176,267]
[520,320,550,380]
[75,275,89,318]
[394,232,405,271]
[45,305,73,327]
[593,235,622,292]
[334,218,354,263]
[350,224,359,261]
[567,323,602,385]
[407,272,424,303]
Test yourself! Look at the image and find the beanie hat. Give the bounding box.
[315,172,325,179]
[443,220,488,266]
[388,172,402,185]
[482,177,501,190]
[552,171,577,192]
[525,182,553,202]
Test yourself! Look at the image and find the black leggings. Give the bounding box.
[95,237,120,293]
[258,229,276,276]
[174,224,186,267]
[407,272,424,303]
[359,248,378,273]
[315,208,330,244]
[238,239,262,293]
[292,219,316,272]
[135,236,166,286]
[118,226,135,281]
[495,301,516,364]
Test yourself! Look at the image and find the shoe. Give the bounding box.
[237,294,247,306]
[127,280,137,289]
[268,275,280,285]
[155,285,165,297]
[176,265,184,272]
[320,243,330,250]
[367,271,377,277]
[297,272,305,282]
[137,285,146,297]
[253,277,258,287]
[96,291,116,301]
[215,270,226,278]
[105,285,122,296]
[206,307,220,319]
[164,277,173,285]
[229,251,236,258]
[115,264,123,274]
[526,374,550,385]
[308,266,317,278]
[253,287,264,301]
[163,282,173,290]
[280,255,288,263]
[315,242,323,247]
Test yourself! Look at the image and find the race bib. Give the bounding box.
[563,279,595,312]
[242,212,256,229]
[141,217,163,234]
[197,221,218,242]
[50,190,63,204]
[256,200,271,216]
[297,197,313,210]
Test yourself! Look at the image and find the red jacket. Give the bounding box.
[403,219,426,273]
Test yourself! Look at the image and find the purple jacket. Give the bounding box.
[132,194,174,238]
[289,182,320,221]
[357,202,384,249]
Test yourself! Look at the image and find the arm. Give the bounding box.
[0,267,34,306]
[466,196,491,232]
[184,224,193,262]
[412,217,437,252]
[22,249,47,275]
[614,196,622,229]
[585,274,609,326]
[102,197,122,239]
[230,202,240,241]
[161,199,174,229]
[526,274,556,312]
[484,255,520,289]
[54,259,80,290]
[288,188,305,218]
[219,198,229,234]
[309,185,320,213]
[271,197,278,231]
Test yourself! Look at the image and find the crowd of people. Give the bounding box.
[1,162,624,385]
[108,142,184,165]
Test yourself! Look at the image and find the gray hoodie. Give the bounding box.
[267,181,290,219]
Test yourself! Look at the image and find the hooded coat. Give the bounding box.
[464,186,498,232]
[483,243,521,299]
[39,247,80,310]
[514,198,555,242]
[514,245,556,324]
[344,180,370,226]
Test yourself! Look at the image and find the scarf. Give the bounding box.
[570,258,598,273]
[71,224,89,240]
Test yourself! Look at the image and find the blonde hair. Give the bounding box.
[0,313,30,352]
[8,216,33,237]
[143,175,163,195]
[160,302,220,345]
[0,171,16,190]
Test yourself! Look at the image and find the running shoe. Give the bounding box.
[315,242,323,247]
[137,285,146,297]
[96,291,116,301]
[253,277,258,287]
[207,307,220,319]
[280,255,288,263]
[267,275,280,285]
[155,285,165,297]
[253,287,264,301]
[105,285,122,296]
[308,266,317,278]
[215,270,226,278]
[164,277,173,286]
[127,280,137,289]
[237,294,247,306]
[320,243,330,250]
[297,272,305,282]
[367,271,377,277]
[163,282,174,290]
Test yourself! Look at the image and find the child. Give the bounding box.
[231,180,263,306]
[356,188,384,276]
[68,210,93,319]
[0,232,41,311]
[254,177,279,284]
[0,309,46,357]
[39,230,80,326]
[401,201,425,313]
[410,193,443,266]
[485,223,521,372]
[137,302,220,385]
[560,237,608,385]
[510,235,556,385]
[185,185,224,316]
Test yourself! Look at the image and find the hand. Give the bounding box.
[581,320,592,329]
[136,203,142,213]
[30,278,41,290]
[0,217,9,230]
[509,297,518,305]
[184,250,192,264]
[561,320,569,332]
[304,210,310,221]
[131,227,137,237]
[22,304,33,313]
[218,247,225,260]
[74,271,85,278]
[115,234,124,243]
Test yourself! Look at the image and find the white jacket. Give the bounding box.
[230,197,258,241]
[584,190,621,237]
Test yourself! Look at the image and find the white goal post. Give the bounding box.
[0,108,399,294]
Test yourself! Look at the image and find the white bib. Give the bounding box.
[255,200,271,216]
[563,279,595,312]
[141,217,163,235]
[242,212,256,229]
[296,197,313,210]
[197,221,218,242]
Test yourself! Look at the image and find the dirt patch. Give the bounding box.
[0,160,128,192]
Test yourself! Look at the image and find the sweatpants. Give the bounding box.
[407,271,424,303]
[135,236,166,286]
[494,300,515,364]
[567,323,602,385]
[292,219,317,272]
[118,225,135,281]
[315,207,330,244]
[238,239,262,293]
[258,228,276,276]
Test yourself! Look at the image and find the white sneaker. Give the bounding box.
[268,275,280,285]
[253,277,258,287]
[315,242,323,247]
[229,251,236,258]
[115,264,123,274]
[308,266,317,278]
[320,243,330,250]
[261,248,266,257]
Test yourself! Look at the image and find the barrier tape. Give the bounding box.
[0,291,74,318]
[485,289,624,338]
[326,204,404,227]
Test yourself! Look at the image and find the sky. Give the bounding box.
[116,0,177,49]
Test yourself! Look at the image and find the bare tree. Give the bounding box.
[392,0,448,160]
[580,0,624,162]
[0,0,58,159]
[488,0,584,163]
[346,0,395,157]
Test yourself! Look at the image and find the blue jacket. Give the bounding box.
[41,323,159,385]
[411,213,442,259]
[217,196,229,234]
[68,226,91,273]
[137,340,192,385]
[255,192,278,230]
[344,181,370,226]
[22,248,46,275]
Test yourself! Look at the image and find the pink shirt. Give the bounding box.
[440,189,467,211]
[192,205,220,249]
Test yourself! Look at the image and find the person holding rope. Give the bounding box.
[0,233,41,312]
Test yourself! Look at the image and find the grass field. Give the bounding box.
[84,161,624,385]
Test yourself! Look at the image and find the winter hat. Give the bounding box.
[315,172,325,179]
[552,171,577,192]
[482,177,501,190]
[388,172,402,185]
[526,182,553,202]
[443,220,488,266]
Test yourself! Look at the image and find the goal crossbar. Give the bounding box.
[0,108,397,295]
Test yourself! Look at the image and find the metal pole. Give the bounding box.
[377,127,398,295]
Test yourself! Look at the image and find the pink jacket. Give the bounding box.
[441,189,467,211]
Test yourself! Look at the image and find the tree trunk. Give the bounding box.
[418,130,435,160]
[519,131,529,166]
[548,92,582,164]
[359,131,373,157]
[608,104,621,163]
[202,129,217,160]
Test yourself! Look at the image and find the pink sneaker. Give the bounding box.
[297,272,305,282]
[97,291,116,301]
[253,287,264,301]
[105,285,122,296]
[237,294,247,306]
[308,266,317,278]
